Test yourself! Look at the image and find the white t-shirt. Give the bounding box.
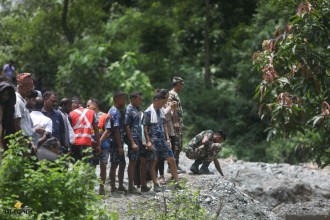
[30,111,53,133]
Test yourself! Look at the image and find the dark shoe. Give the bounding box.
[118,186,128,193]
[153,184,162,192]
[128,186,142,195]
[190,164,200,174]
[199,168,214,175]
[141,185,151,192]
[111,186,118,193]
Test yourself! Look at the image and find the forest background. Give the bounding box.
[0,0,328,166]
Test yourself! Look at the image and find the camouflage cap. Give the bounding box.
[172,77,184,85]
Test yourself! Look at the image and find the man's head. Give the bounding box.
[59,98,72,113]
[41,137,61,155]
[213,130,226,143]
[17,73,34,98]
[130,91,142,109]
[172,76,184,93]
[113,91,126,108]
[34,97,44,111]
[156,88,169,106]
[0,82,15,105]
[25,90,39,110]
[43,91,58,111]
[87,98,100,112]
[152,92,165,110]
[71,96,81,111]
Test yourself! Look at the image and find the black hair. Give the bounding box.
[156,88,168,96]
[216,130,227,141]
[40,137,59,150]
[43,91,57,100]
[153,92,165,101]
[27,90,39,98]
[113,91,126,100]
[89,98,99,107]
[59,98,71,107]
[130,91,142,100]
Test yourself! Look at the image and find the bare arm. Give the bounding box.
[99,129,110,144]
[143,125,152,150]
[93,122,100,154]
[213,158,224,176]
[125,125,138,151]
[202,134,210,145]
[14,118,21,131]
[113,127,123,156]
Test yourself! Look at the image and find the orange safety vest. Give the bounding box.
[70,108,94,146]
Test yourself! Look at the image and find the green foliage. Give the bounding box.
[0,133,117,220]
[56,48,153,108]
[2,0,322,164]
[128,180,213,220]
[254,0,330,167]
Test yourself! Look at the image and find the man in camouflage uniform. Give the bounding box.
[168,76,185,172]
[185,130,226,176]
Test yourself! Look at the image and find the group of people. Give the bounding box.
[0,70,226,196]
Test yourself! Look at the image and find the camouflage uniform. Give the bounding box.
[169,89,183,156]
[124,104,142,161]
[107,106,126,164]
[142,108,173,160]
[185,130,222,163]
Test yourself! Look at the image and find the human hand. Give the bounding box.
[132,142,138,152]
[146,141,152,150]
[118,147,124,156]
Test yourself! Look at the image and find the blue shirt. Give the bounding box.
[42,109,65,146]
[124,104,142,139]
[108,106,125,141]
[142,109,166,144]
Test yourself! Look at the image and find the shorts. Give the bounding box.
[149,140,174,161]
[99,147,110,164]
[71,145,98,165]
[109,140,126,164]
[127,137,140,161]
[138,143,158,161]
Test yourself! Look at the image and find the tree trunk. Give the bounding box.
[204,0,212,88]
[62,0,74,44]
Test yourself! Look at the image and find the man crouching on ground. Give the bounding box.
[185,130,226,176]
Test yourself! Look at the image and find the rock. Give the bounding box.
[96,153,330,219]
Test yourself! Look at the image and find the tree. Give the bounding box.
[254,0,330,167]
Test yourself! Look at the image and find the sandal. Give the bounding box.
[158,176,166,185]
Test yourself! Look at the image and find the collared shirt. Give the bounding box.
[14,92,34,136]
[107,106,125,141]
[42,108,65,146]
[142,108,165,143]
[30,111,53,133]
[124,104,142,139]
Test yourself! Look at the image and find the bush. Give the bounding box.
[128,180,213,220]
[0,132,117,220]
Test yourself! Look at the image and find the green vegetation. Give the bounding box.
[1,0,329,166]
[0,133,117,219]
[128,180,213,220]
[254,0,330,167]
